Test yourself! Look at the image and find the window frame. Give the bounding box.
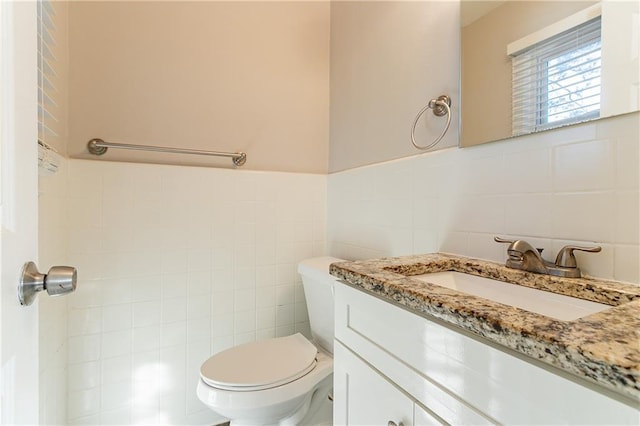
[509,13,602,137]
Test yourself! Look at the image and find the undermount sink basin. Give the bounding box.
[412,271,610,321]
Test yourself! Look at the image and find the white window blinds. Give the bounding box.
[510,16,602,136]
[37,0,59,146]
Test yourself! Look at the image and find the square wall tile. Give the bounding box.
[68,335,102,364]
[616,136,640,189]
[68,387,100,420]
[187,296,211,320]
[68,196,102,229]
[102,355,132,385]
[212,314,234,338]
[161,273,187,300]
[551,192,615,243]
[101,381,132,411]
[133,326,160,353]
[554,139,614,192]
[161,322,187,348]
[133,301,161,328]
[68,307,102,337]
[101,278,133,306]
[235,310,256,334]
[161,298,187,324]
[101,330,132,359]
[256,307,276,330]
[102,304,132,333]
[504,194,552,238]
[615,245,640,283]
[131,276,162,303]
[68,361,101,392]
[276,304,295,327]
[615,191,639,245]
[187,271,212,297]
[502,148,552,194]
[187,319,211,344]
[100,407,132,425]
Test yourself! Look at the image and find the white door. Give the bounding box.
[0,1,40,424]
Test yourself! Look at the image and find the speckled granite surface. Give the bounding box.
[329,253,640,401]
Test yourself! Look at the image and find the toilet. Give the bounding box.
[197,257,343,425]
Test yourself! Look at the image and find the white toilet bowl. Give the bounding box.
[197,334,333,425]
[197,257,343,425]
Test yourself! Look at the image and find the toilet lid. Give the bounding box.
[200,333,318,391]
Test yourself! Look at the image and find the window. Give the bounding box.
[510,16,602,136]
[37,0,58,146]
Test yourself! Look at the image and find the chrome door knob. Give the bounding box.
[44,265,77,296]
[19,261,77,306]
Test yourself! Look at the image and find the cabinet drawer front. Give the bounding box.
[335,284,494,425]
[335,283,639,425]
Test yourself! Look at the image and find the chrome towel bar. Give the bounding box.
[87,138,247,166]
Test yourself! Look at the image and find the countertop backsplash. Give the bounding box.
[328,112,639,286]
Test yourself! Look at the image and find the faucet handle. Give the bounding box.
[494,236,515,244]
[494,237,543,253]
[555,245,602,268]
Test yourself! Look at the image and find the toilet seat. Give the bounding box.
[197,348,333,425]
[200,333,318,391]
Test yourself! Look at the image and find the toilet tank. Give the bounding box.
[297,257,344,355]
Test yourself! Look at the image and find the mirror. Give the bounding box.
[460,1,639,147]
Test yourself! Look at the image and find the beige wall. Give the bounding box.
[328,1,460,173]
[461,1,596,147]
[68,1,330,173]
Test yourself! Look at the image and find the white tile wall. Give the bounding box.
[328,112,640,284]
[39,158,71,425]
[37,111,638,425]
[65,160,326,424]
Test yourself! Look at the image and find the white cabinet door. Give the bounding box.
[414,404,444,426]
[334,342,414,426]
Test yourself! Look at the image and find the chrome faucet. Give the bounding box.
[494,237,601,278]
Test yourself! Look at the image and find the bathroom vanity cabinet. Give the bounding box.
[333,283,639,425]
[334,342,440,426]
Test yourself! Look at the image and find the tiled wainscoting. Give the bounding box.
[328,112,639,284]
[39,158,70,425]
[37,112,638,425]
[45,160,325,424]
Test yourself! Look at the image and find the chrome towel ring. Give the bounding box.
[410,95,452,151]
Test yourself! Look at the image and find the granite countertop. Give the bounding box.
[329,253,640,401]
